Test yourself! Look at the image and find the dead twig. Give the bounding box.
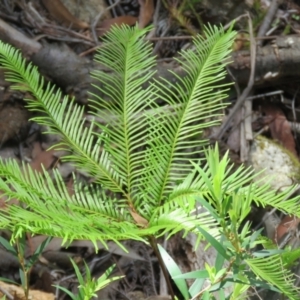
[216,12,256,140]
[257,0,283,46]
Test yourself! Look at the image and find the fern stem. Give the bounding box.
[148,235,175,300]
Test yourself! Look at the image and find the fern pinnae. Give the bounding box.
[90,25,157,208]
[0,42,124,194]
[246,255,300,299]
[144,25,236,207]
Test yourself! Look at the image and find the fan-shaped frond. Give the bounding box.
[149,204,219,240]
[0,41,124,193]
[140,24,236,207]
[89,25,157,206]
[246,255,300,299]
[0,160,145,248]
[0,24,239,252]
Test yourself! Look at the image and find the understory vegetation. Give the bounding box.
[0,24,300,300]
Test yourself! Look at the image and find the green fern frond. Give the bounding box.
[150,206,219,239]
[89,25,157,205]
[246,255,300,299]
[252,185,300,216]
[183,147,300,225]
[0,160,140,249]
[141,24,236,208]
[0,24,237,248]
[0,41,124,193]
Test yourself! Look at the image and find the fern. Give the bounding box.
[1,24,300,299]
[0,24,235,247]
[246,255,298,299]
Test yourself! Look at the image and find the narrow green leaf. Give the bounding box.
[202,290,210,300]
[197,227,229,259]
[19,269,26,289]
[0,236,17,255]
[196,197,220,221]
[189,278,206,297]
[252,249,285,258]
[0,277,18,285]
[70,258,85,285]
[54,285,78,300]
[215,236,226,272]
[173,270,209,279]
[158,244,189,299]
[27,236,53,269]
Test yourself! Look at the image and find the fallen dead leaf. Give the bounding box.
[97,16,138,36]
[138,0,154,28]
[60,0,111,23]
[274,215,300,244]
[129,208,149,228]
[29,142,56,173]
[261,104,297,157]
[41,0,89,29]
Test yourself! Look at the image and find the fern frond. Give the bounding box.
[149,204,219,239]
[0,160,144,248]
[0,41,124,193]
[0,25,238,248]
[141,24,236,207]
[246,255,300,299]
[251,184,300,217]
[89,25,157,206]
[180,147,300,225]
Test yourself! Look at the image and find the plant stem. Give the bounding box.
[148,235,175,300]
[16,238,29,300]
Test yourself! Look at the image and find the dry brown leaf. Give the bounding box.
[129,208,149,228]
[261,104,297,157]
[274,215,300,244]
[97,16,138,36]
[29,142,56,173]
[41,0,89,30]
[59,0,111,23]
[138,0,154,28]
